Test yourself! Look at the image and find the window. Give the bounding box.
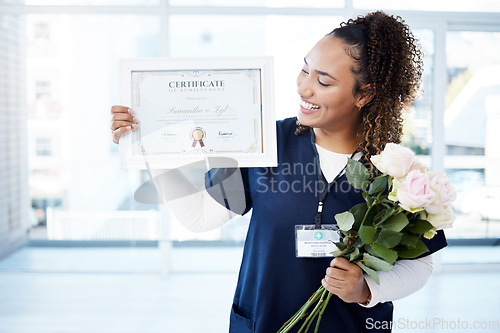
[402,29,434,156]
[0,2,498,243]
[26,14,162,239]
[444,31,500,239]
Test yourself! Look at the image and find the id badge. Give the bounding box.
[295,225,339,258]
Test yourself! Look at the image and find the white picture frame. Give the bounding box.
[119,57,277,169]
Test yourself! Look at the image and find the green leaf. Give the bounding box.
[346,159,370,191]
[357,262,380,285]
[353,239,365,248]
[376,229,403,248]
[364,244,378,257]
[335,211,355,231]
[362,192,374,205]
[334,241,346,251]
[381,213,409,232]
[398,239,429,258]
[400,234,419,248]
[371,243,398,264]
[407,219,434,235]
[350,202,367,217]
[368,175,388,195]
[332,247,351,258]
[376,207,397,225]
[350,203,367,231]
[359,225,377,244]
[349,247,361,261]
[362,253,394,272]
[373,210,386,224]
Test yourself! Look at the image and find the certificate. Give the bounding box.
[119,57,277,169]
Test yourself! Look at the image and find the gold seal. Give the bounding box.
[192,128,204,141]
[191,127,206,147]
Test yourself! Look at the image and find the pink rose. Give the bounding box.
[395,170,435,212]
[371,143,415,178]
[425,172,457,214]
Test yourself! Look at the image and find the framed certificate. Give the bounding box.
[119,57,277,169]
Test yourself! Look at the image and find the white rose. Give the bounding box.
[423,205,455,230]
[371,143,416,178]
[409,158,428,173]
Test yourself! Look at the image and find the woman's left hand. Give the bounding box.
[321,257,371,304]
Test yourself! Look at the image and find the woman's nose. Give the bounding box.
[297,75,313,98]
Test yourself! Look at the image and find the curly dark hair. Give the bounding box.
[296,11,423,171]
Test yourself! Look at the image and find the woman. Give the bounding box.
[111,11,446,333]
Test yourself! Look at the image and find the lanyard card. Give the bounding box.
[295,225,340,258]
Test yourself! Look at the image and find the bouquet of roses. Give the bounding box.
[277,143,456,333]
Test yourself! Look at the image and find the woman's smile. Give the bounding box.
[299,99,321,114]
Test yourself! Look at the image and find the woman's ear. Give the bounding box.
[356,84,375,108]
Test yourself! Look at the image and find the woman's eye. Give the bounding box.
[318,80,330,87]
[301,69,309,75]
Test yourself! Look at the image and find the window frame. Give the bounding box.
[2,1,500,243]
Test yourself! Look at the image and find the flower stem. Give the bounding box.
[277,303,306,331]
[361,202,374,225]
[314,292,332,333]
[298,288,327,333]
[277,286,324,333]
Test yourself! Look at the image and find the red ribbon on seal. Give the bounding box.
[191,128,205,148]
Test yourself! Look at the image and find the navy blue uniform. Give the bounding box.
[206,117,447,333]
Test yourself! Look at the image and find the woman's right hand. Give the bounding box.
[110,105,137,144]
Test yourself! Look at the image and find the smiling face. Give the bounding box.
[297,36,366,135]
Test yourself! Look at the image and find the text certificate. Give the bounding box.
[120,57,276,169]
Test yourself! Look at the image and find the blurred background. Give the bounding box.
[0,1,499,332]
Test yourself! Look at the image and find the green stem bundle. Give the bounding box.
[277,286,332,333]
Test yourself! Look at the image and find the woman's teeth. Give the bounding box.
[300,101,320,110]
